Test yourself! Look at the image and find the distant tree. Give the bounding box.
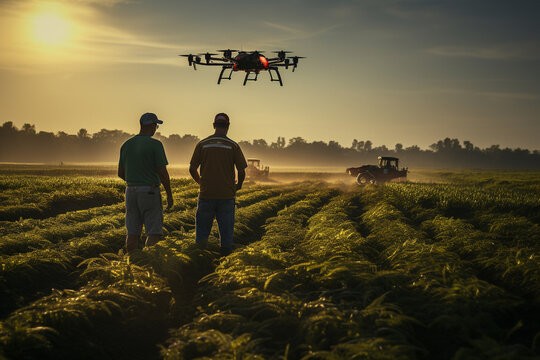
[432,137,462,152]
[271,136,286,149]
[22,123,36,135]
[486,144,501,153]
[328,140,341,150]
[253,139,268,147]
[182,134,199,143]
[37,131,55,140]
[1,122,539,169]
[364,140,372,152]
[514,148,530,155]
[288,137,306,146]
[77,128,89,139]
[1,121,17,131]
[405,145,421,152]
[57,131,70,139]
[93,129,130,144]
[450,138,461,150]
[153,132,167,142]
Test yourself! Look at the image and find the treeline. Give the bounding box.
[1,122,539,169]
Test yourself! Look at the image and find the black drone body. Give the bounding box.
[180,49,305,86]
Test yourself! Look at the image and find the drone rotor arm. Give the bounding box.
[192,62,232,66]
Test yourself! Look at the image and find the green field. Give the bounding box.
[0,167,539,359]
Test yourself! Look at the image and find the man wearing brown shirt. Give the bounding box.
[189,113,248,255]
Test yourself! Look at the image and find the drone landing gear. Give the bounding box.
[217,66,233,84]
[243,71,259,86]
[269,67,283,86]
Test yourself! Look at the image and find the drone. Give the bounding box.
[180,49,305,86]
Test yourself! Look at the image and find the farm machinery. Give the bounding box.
[346,156,408,185]
[246,158,270,179]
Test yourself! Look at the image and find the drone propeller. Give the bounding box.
[273,50,292,60]
[198,52,218,63]
[180,54,195,66]
[291,56,305,71]
[217,49,239,58]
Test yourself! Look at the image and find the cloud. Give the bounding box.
[385,3,442,21]
[427,87,540,101]
[426,43,540,60]
[474,91,540,100]
[262,21,304,35]
[262,21,341,44]
[61,0,130,7]
[0,0,198,72]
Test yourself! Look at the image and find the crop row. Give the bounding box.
[0,175,134,221]
[161,184,539,359]
[162,191,422,359]
[0,184,314,359]
[0,184,299,318]
[380,184,540,299]
[358,187,539,358]
[0,182,294,256]
[0,187,197,256]
[382,182,540,223]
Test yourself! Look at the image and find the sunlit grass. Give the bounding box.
[1,170,539,359]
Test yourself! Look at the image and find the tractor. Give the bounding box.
[246,158,270,179]
[346,156,408,185]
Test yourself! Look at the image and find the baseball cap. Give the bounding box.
[140,112,164,125]
[213,113,230,125]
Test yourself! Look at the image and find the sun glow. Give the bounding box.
[31,10,72,46]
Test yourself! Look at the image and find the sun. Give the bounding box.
[31,10,72,46]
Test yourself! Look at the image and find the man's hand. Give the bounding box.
[157,166,173,211]
[165,193,174,211]
[189,165,201,184]
[117,164,126,181]
[236,168,245,192]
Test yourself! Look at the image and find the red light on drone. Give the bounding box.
[259,56,269,69]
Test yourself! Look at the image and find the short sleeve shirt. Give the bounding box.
[119,135,168,186]
[190,135,248,199]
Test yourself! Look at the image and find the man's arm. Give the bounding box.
[118,145,126,180]
[157,166,174,210]
[117,164,125,181]
[236,168,246,191]
[189,164,201,185]
[234,145,248,191]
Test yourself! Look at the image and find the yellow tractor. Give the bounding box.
[246,158,270,179]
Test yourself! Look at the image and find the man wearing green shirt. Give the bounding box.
[118,112,173,253]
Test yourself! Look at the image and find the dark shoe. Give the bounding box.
[220,247,233,256]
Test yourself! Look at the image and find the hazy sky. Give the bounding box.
[1,0,539,150]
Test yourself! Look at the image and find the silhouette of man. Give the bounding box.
[189,113,248,256]
[118,112,173,253]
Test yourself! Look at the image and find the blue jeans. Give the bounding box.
[195,198,235,255]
